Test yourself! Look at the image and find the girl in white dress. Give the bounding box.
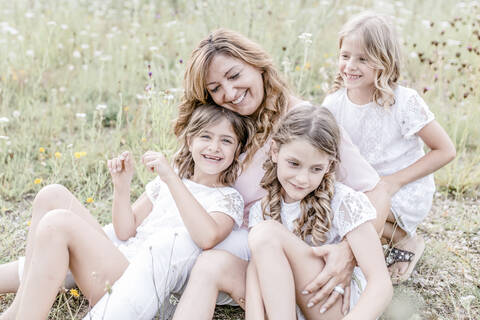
[246,105,392,320]
[0,104,251,320]
[321,12,456,283]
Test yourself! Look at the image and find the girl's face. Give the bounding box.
[205,54,264,116]
[339,34,376,96]
[271,139,331,203]
[189,118,239,183]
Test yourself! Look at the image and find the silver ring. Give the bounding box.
[333,285,344,295]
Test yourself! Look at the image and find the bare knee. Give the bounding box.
[32,184,71,216]
[190,251,227,285]
[248,220,282,253]
[35,209,74,242]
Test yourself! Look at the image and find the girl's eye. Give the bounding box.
[287,160,298,167]
[222,139,233,144]
[210,86,220,93]
[200,135,211,139]
[313,167,324,173]
[359,57,367,62]
[341,54,349,59]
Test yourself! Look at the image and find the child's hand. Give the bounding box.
[141,150,175,181]
[379,175,402,197]
[108,151,135,187]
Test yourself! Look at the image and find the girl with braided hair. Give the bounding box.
[247,105,392,320]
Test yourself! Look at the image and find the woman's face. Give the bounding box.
[205,54,264,116]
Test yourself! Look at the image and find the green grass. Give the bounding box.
[1,0,479,319]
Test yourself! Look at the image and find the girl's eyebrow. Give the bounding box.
[206,66,237,86]
[202,130,236,140]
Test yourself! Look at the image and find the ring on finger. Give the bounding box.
[333,285,344,295]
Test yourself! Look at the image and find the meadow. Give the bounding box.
[0,0,478,319]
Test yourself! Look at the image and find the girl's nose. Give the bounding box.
[208,139,221,152]
[295,170,309,185]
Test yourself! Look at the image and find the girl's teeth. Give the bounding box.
[232,91,246,104]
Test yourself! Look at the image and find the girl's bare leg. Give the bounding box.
[0,184,106,318]
[0,262,19,293]
[249,220,343,320]
[245,260,266,320]
[14,209,128,320]
[172,250,248,320]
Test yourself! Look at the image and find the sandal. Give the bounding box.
[384,246,415,267]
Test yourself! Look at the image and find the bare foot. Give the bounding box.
[388,234,425,284]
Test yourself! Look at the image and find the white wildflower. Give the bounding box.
[58,43,64,49]
[73,50,81,58]
[80,43,90,50]
[94,50,102,57]
[26,50,34,57]
[96,104,107,111]
[75,113,86,119]
[12,110,20,118]
[68,64,75,71]
[447,39,461,46]
[0,135,9,140]
[47,21,57,26]
[61,24,68,30]
[421,20,431,28]
[100,55,112,61]
[149,46,159,51]
[0,117,9,123]
[25,12,34,18]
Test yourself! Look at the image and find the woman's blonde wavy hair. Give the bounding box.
[174,104,254,186]
[330,12,401,107]
[174,28,291,166]
[260,105,341,245]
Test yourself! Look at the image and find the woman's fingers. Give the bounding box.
[341,285,351,315]
[307,277,337,308]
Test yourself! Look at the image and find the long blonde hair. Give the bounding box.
[330,12,401,107]
[260,105,340,245]
[174,28,291,165]
[174,104,254,186]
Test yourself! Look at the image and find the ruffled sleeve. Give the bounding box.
[248,200,264,229]
[397,91,435,138]
[332,184,377,239]
[207,188,245,229]
[145,176,163,204]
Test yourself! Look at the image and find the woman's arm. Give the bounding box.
[382,120,456,196]
[142,151,235,249]
[343,222,393,319]
[108,151,153,240]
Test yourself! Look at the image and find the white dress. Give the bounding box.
[83,177,244,320]
[323,86,436,235]
[248,182,377,318]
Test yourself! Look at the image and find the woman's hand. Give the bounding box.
[141,150,175,181]
[108,151,135,188]
[302,241,355,315]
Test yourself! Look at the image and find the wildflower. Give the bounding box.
[39,147,45,153]
[55,152,62,159]
[27,220,31,226]
[86,197,94,203]
[123,106,129,112]
[74,151,87,159]
[96,104,107,111]
[47,21,57,26]
[141,137,147,142]
[179,59,183,64]
[295,65,301,71]
[0,117,9,123]
[73,50,81,58]
[34,178,43,184]
[75,113,86,119]
[69,288,80,298]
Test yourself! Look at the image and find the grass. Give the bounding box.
[0,0,479,319]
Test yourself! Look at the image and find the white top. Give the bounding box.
[234,101,380,226]
[116,177,244,261]
[248,182,376,245]
[248,182,376,312]
[322,86,436,234]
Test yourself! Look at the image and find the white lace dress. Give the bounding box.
[323,86,436,235]
[84,177,244,320]
[248,182,377,317]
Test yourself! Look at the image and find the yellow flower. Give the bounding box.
[295,65,301,71]
[34,178,43,185]
[69,288,80,298]
[304,62,311,70]
[123,106,129,112]
[39,147,45,153]
[74,151,87,159]
[323,53,329,58]
[27,220,31,226]
[55,152,62,159]
[86,197,94,203]
[141,137,147,142]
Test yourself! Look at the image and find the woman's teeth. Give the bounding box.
[232,90,247,104]
[203,154,222,161]
[346,74,361,80]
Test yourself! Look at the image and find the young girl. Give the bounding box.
[0,104,251,320]
[322,12,456,283]
[247,105,392,320]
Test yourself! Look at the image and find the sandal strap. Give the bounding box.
[385,247,415,267]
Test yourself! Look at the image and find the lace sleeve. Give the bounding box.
[145,176,163,204]
[333,189,377,239]
[248,200,264,229]
[207,189,245,229]
[397,92,435,138]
